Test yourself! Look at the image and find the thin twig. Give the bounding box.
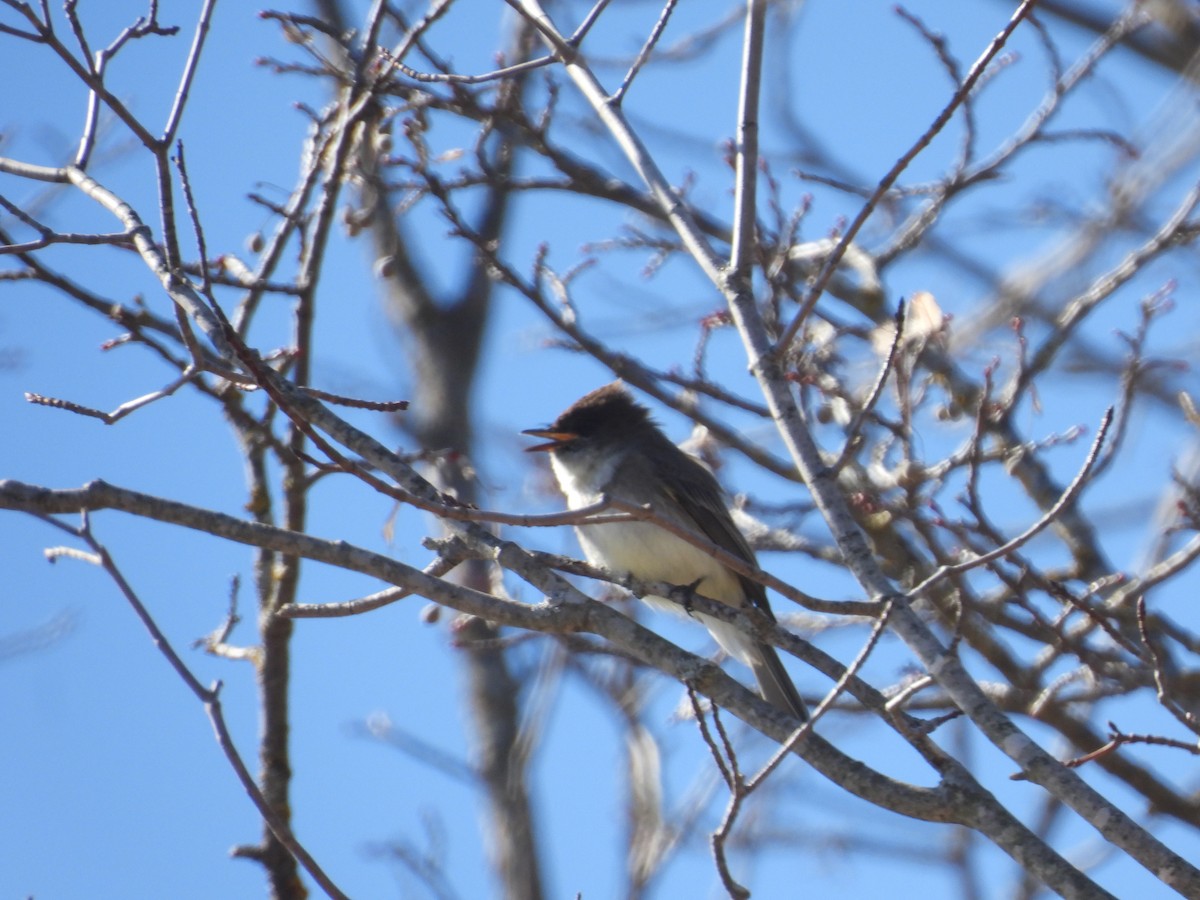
[282,548,468,618]
[910,406,1112,598]
[748,596,897,792]
[196,574,259,663]
[173,142,211,294]
[381,48,555,84]
[160,0,217,147]
[704,703,750,900]
[1065,721,1200,769]
[776,0,1040,350]
[831,299,907,474]
[728,0,766,277]
[50,512,349,899]
[610,0,679,106]
[298,385,410,412]
[687,685,734,789]
[1137,596,1200,735]
[24,366,201,424]
[569,0,612,44]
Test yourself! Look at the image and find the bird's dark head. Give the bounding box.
[523,382,654,455]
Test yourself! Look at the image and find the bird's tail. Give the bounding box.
[749,642,809,722]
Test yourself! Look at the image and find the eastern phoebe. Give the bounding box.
[525,383,808,721]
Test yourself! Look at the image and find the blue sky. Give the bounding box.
[4,1,1200,898]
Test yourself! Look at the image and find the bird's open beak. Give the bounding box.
[522,428,577,453]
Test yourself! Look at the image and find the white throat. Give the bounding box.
[549,448,623,509]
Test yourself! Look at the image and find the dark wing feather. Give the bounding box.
[640,435,775,619]
[647,438,808,719]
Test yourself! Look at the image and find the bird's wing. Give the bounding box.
[638,443,776,619]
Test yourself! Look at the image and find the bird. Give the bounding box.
[524,382,807,721]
